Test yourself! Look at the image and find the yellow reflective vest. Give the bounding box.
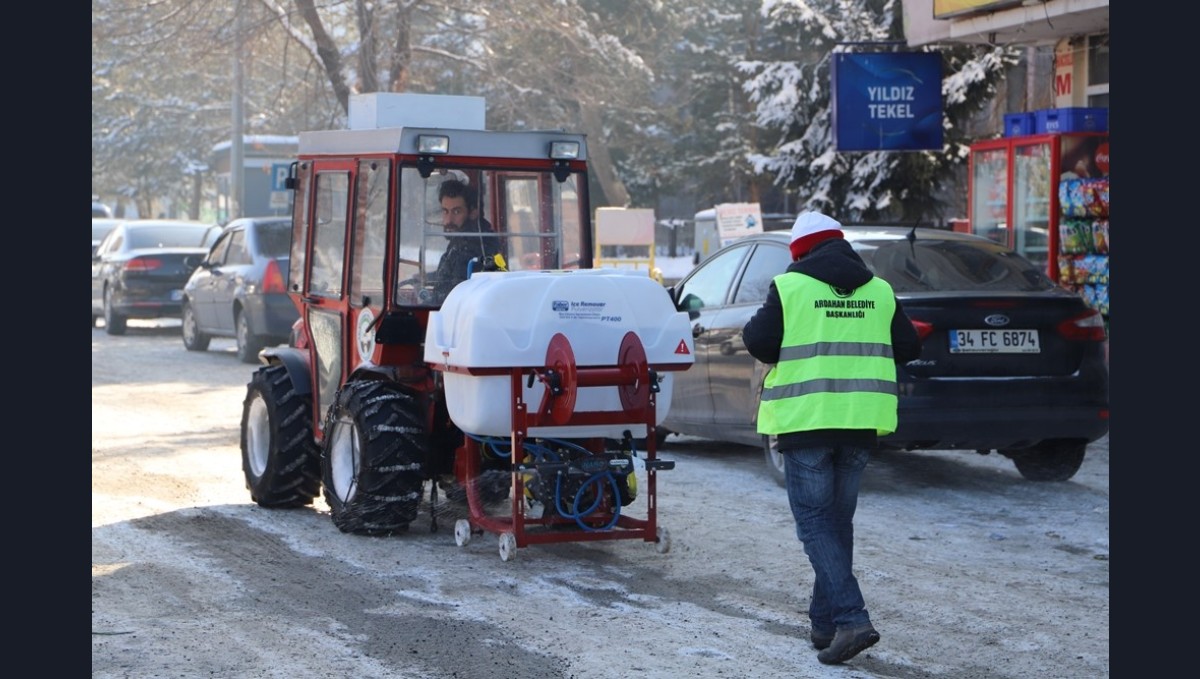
[756,273,899,436]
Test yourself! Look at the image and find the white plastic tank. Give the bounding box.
[424,269,694,437]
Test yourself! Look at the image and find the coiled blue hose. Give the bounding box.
[464,433,628,530]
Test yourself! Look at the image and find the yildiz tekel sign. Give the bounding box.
[831,51,943,152]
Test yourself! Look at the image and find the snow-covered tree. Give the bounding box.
[739,0,1018,222]
[249,0,679,208]
[93,0,1019,221]
[633,0,774,213]
[92,0,340,217]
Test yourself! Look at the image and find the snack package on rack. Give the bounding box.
[1059,179,1089,218]
[1095,284,1109,316]
[1080,254,1109,285]
[1091,220,1109,254]
[1084,178,1110,219]
[1057,255,1075,284]
[1083,283,1109,315]
[1059,218,1093,254]
[1082,284,1098,310]
[1072,255,1091,286]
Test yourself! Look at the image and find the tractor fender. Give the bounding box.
[346,364,432,394]
[259,346,312,396]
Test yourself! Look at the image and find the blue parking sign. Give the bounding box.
[272,163,291,191]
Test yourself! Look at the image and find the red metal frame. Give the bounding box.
[445,331,686,550]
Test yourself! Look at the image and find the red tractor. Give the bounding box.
[239,94,692,560]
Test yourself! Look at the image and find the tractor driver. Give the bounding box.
[434,178,501,298]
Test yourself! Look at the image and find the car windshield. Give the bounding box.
[855,237,1057,293]
[127,225,210,249]
[256,222,293,258]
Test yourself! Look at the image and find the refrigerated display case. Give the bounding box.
[967,132,1110,321]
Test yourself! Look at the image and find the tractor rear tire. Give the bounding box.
[241,364,321,507]
[322,381,428,535]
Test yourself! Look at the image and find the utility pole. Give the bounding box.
[231,0,245,221]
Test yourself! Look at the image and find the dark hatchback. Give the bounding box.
[92,219,222,334]
[659,226,1109,483]
[181,217,300,363]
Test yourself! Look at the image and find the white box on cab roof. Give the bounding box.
[424,269,694,438]
[348,93,486,131]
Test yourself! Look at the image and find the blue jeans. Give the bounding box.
[783,444,872,632]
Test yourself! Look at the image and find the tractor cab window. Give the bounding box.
[310,172,350,298]
[395,169,500,305]
[395,167,583,307]
[554,176,583,270]
[350,160,389,305]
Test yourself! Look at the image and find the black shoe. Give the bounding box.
[810,629,835,650]
[817,623,879,665]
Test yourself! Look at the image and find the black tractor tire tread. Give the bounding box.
[322,381,428,536]
[241,365,321,507]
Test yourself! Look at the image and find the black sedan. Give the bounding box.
[181,216,300,363]
[92,219,221,334]
[659,226,1109,483]
[92,218,122,258]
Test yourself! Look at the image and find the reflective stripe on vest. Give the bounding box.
[756,273,899,436]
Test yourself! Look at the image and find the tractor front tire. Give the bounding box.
[241,364,321,507]
[322,381,429,535]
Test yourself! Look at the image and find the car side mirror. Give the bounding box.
[679,292,703,312]
[678,292,703,320]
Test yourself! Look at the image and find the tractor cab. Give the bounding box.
[284,94,592,436]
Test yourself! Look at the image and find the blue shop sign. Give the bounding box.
[831,52,943,152]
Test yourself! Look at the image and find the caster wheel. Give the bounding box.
[655,526,671,554]
[498,532,517,562]
[454,519,472,547]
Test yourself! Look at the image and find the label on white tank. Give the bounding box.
[550,299,620,322]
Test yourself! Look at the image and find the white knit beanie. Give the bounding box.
[789,211,844,260]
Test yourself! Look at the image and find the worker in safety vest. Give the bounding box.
[742,211,922,665]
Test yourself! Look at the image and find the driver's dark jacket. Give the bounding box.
[434,218,501,297]
[742,237,922,450]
